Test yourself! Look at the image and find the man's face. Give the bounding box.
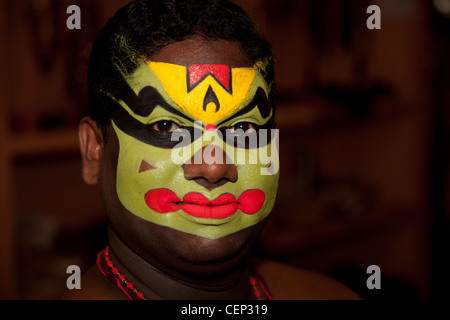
[97,38,278,272]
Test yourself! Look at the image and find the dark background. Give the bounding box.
[0,0,448,299]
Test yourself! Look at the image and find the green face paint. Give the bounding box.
[111,61,279,239]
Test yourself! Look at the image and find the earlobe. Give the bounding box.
[78,117,103,185]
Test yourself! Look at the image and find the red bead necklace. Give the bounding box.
[97,246,272,300]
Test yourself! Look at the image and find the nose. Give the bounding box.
[183,146,238,191]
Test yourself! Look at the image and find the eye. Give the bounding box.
[151,120,181,132]
[229,122,258,133]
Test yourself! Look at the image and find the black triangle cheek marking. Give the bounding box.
[202,85,220,113]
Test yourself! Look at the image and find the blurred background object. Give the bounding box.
[0,0,447,299]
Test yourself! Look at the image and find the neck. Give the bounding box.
[106,230,253,300]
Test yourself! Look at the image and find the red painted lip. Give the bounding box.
[145,189,265,219]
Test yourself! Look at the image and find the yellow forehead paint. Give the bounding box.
[148,61,256,124]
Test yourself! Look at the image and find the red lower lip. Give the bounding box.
[145,189,265,219]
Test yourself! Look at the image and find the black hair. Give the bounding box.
[87,0,275,137]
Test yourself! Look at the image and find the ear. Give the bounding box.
[78,117,104,185]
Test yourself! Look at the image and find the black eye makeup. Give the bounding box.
[111,84,200,148]
[113,106,201,149]
[228,122,259,133]
[215,86,275,149]
[112,83,275,149]
[218,118,274,150]
[151,120,182,133]
[216,87,273,127]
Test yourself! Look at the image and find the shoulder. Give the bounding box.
[60,265,126,300]
[252,259,361,300]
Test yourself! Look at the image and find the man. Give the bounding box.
[63,0,358,299]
